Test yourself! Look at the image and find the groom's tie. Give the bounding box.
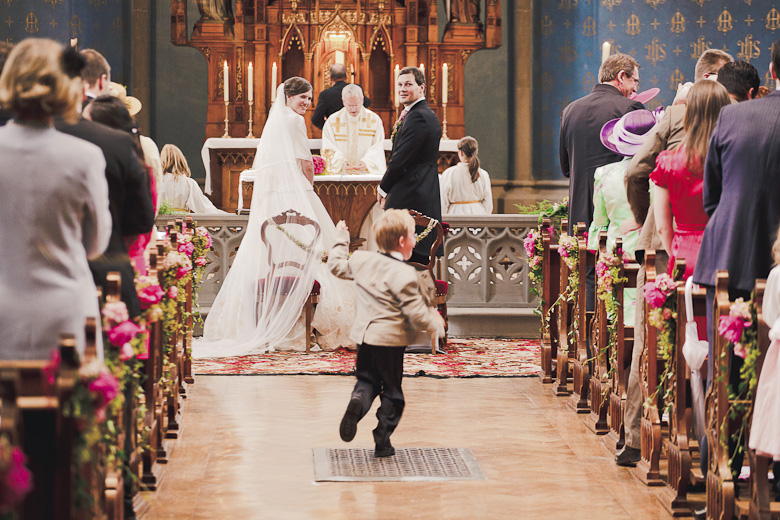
[391,107,409,141]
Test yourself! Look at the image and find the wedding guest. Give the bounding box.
[652,80,731,281]
[83,95,156,275]
[0,38,111,359]
[160,144,228,214]
[312,63,370,130]
[440,136,493,215]
[329,211,445,458]
[717,61,760,102]
[0,42,14,125]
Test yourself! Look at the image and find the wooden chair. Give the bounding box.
[553,218,574,397]
[260,209,321,354]
[162,228,182,438]
[540,217,561,384]
[408,210,448,354]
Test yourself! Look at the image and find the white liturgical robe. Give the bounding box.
[321,106,386,174]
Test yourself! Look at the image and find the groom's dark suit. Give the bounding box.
[380,99,442,260]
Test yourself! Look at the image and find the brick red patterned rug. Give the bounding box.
[193,338,540,378]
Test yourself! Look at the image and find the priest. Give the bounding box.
[321,84,386,175]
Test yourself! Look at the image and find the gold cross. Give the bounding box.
[697,16,706,28]
[4,16,11,28]
[330,118,345,133]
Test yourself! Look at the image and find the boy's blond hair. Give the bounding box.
[373,209,414,253]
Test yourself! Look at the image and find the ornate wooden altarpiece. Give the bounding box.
[171,0,501,233]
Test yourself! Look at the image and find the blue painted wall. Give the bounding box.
[0,0,128,85]
[535,0,780,180]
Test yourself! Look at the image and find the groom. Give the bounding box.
[377,66,442,265]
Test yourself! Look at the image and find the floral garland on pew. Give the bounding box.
[555,232,581,343]
[717,297,758,477]
[0,435,32,519]
[595,247,628,384]
[642,272,678,412]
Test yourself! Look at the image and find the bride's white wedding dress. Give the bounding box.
[194,85,356,358]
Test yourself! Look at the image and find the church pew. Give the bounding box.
[607,242,639,452]
[587,232,610,435]
[170,219,190,398]
[553,219,575,397]
[181,217,196,386]
[660,277,707,516]
[570,222,593,414]
[141,250,165,489]
[540,217,560,384]
[158,233,182,440]
[634,252,675,486]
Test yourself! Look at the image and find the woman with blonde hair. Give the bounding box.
[0,38,112,360]
[439,136,493,215]
[160,143,227,214]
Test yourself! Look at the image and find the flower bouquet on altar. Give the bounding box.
[312,155,326,175]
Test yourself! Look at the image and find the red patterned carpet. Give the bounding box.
[193,338,540,378]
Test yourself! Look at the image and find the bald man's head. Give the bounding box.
[330,63,347,81]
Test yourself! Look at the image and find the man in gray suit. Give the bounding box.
[559,53,643,311]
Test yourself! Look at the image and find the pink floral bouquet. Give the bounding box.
[557,233,579,271]
[644,273,678,329]
[718,297,753,358]
[312,155,326,175]
[78,359,121,425]
[0,436,32,513]
[596,248,623,298]
[101,300,146,362]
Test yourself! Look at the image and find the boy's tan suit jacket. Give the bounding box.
[327,229,444,347]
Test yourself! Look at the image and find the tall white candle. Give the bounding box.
[271,62,278,102]
[420,63,425,77]
[394,64,400,107]
[350,63,355,78]
[223,61,229,102]
[442,63,448,104]
[248,62,253,102]
[601,42,610,65]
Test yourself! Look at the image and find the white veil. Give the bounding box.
[195,84,326,357]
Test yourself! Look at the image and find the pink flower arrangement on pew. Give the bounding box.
[102,301,146,361]
[0,435,32,513]
[557,233,579,271]
[718,297,753,359]
[77,359,121,425]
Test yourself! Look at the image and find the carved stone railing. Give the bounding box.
[158,213,540,314]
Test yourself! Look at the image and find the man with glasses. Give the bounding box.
[559,53,644,311]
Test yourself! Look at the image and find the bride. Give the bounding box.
[194,77,356,358]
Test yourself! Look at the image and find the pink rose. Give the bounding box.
[733,343,748,359]
[662,307,672,320]
[178,242,195,256]
[195,256,207,267]
[718,315,749,344]
[168,286,179,299]
[88,371,119,409]
[119,342,135,361]
[176,264,192,279]
[138,284,164,309]
[95,407,106,424]
[5,448,31,498]
[107,321,142,347]
[643,284,667,308]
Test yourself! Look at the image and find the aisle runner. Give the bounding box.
[193,338,540,378]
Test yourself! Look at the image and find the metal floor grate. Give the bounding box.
[312,447,487,482]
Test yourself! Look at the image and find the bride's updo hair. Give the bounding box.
[284,76,312,98]
[0,38,84,123]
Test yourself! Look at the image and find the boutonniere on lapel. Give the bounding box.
[390,108,408,141]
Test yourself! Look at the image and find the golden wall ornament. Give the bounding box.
[737,34,760,62]
[645,37,666,66]
[582,71,595,93]
[542,15,553,35]
[670,11,685,33]
[112,16,122,35]
[627,14,641,36]
[24,12,39,33]
[669,68,684,91]
[717,9,733,33]
[602,0,621,12]
[691,35,711,59]
[691,0,710,7]
[236,47,243,102]
[558,0,578,12]
[70,14,81,35]
[767,8,780,31]
[558,40,578,64]
[44,0,63,6]
[645,0,665,8]
[88,0,107,7]
[582,16,595,37]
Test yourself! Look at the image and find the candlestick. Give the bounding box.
[248,62,253,102]
[442,102,449,140]
[223,61,229,102]
[394,64,400,107]
[350,63,355,78]
[222,100,230,138]
[246,100,256,138]
[601,42,610,65]
[442,63,448,104]
[271,62,278,102]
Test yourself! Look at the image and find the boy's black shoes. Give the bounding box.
[374,444,395,458]
[339,397,362,442]
[615,446,641,467]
